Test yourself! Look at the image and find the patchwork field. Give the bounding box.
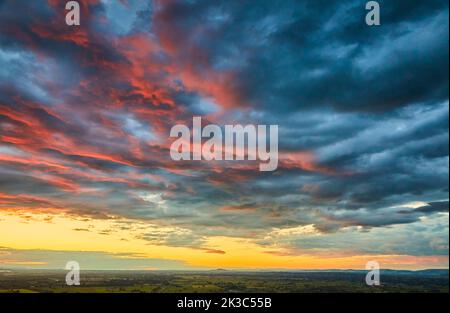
[0,269,448,293]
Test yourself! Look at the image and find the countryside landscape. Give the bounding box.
[0,269,448,293]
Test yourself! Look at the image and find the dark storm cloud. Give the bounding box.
[155,0,448,113]
[416,201,449,214]
[285,213,448,256]
[0,0,448,257]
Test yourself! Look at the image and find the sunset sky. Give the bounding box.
[0,0,448,271]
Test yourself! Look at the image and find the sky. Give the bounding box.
[0,0,448,271]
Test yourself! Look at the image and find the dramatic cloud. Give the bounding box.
[0,0,448,267]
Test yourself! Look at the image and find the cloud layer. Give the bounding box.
[0,0,448,265]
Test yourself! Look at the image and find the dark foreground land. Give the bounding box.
[0,269,448,293]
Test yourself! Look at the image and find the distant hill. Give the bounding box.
[381,269,449,277]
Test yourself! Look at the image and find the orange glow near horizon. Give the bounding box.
[0,211,447,271]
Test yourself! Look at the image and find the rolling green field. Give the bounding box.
[0,269,448,293]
